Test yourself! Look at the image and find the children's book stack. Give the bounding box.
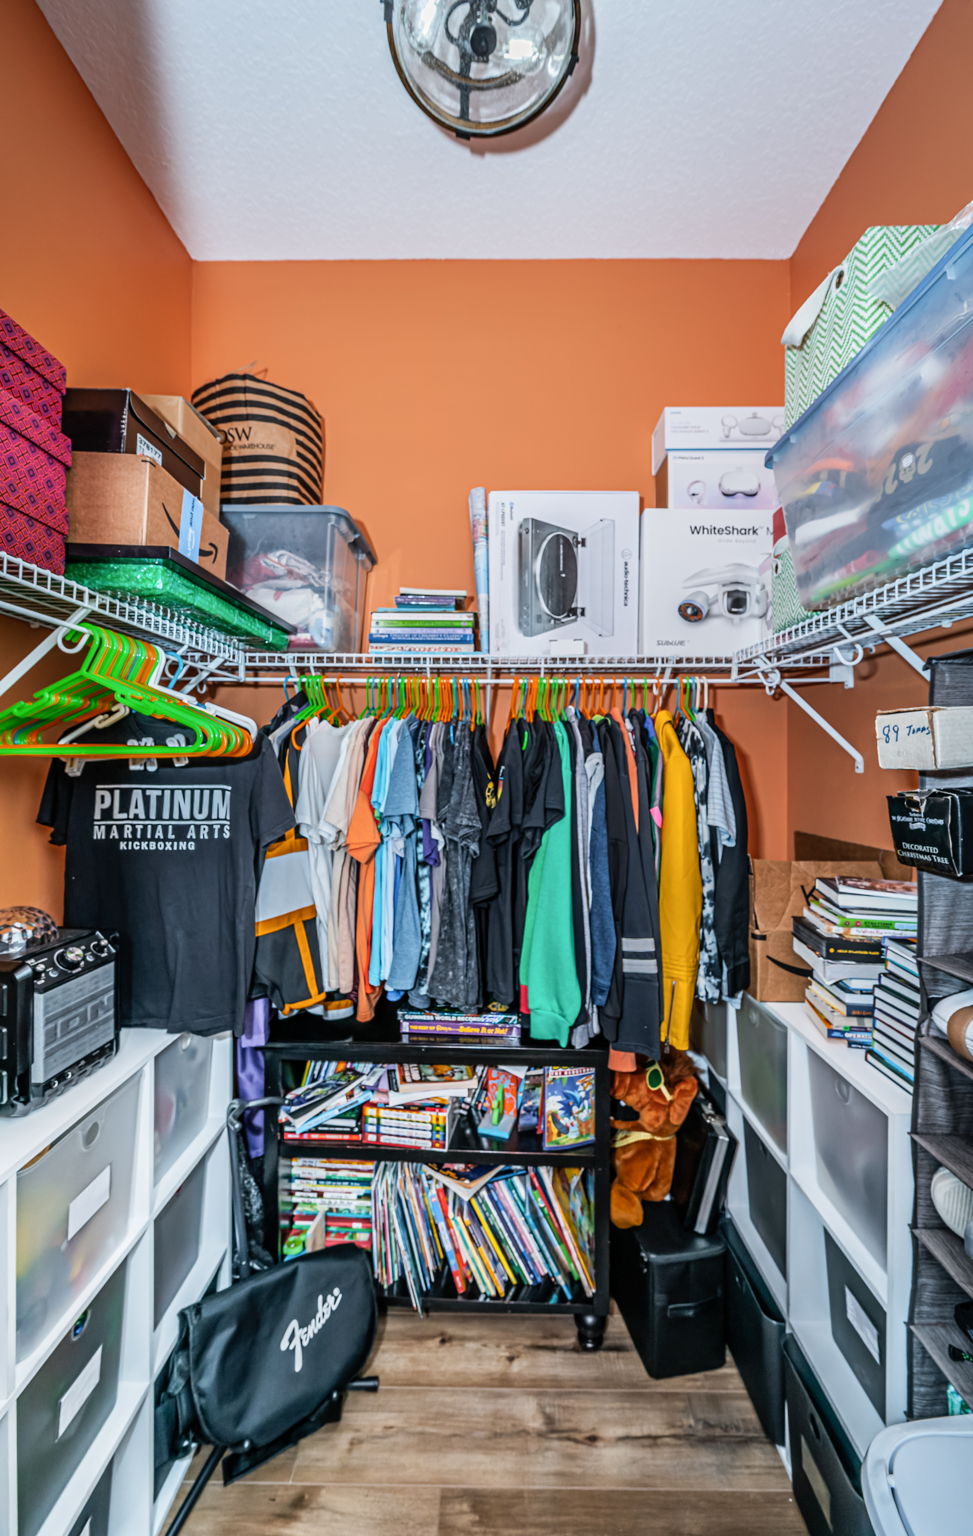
[793,876,917,1048]
[368,587,475,652]
[278,1062,387,1144]
[370,1161,595,1311]
[281,1159,375,1258]
[867,936,921,1093]
[279,1060,485,1151]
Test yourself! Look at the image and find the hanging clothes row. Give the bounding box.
[255,673,750,1059]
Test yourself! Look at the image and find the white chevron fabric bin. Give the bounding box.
[784,225,939,428]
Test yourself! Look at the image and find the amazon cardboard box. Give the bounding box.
[142,393,223,518]
[749,858,887,1002]
[67,453,228,578]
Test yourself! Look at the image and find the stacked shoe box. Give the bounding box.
[639,407,780,658]
[0,308,71,573]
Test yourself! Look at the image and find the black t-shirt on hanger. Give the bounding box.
[38,713,295,1035]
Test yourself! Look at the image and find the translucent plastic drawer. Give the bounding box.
[17,1076,140,1361]
[155,1033,213,1184]
[738,994,788,1153]
[743,1120,787,1280]
[691,1000,727,1082]
[17,1258,127,1536]
[66,1459,112,1536]
[153,1156,206,1328]
[824,1229,887,1420]
[808,1050,888,1268]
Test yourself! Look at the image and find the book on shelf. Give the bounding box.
[793,937,883,986]
[542,1066,596,1149]
[804,997,873,1046]
[866,1046,915,1091]
[806,979,874,1019]
[873,986,920,1028]
[815,876,918,912]
[872,1026,916,1070]
[398,586,469,601]
[476,1064,530,1139]
[387,1062,480,1105]
[804,902,918,939]
[793,914,886,962]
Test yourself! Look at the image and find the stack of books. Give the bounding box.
[368,587,475,652]
[279,1060,485,1152]
[867,937,921,1093]
[281,1158,375,1258]
[794,876,918,1047]
[398,1010,521,1047]
[370,1161,595,1310]
[279,1062,387,1144]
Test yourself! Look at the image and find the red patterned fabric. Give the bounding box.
[0,504,65,572]
[0,341,62,420]
[0,389,70,526]
[0,309,67,392]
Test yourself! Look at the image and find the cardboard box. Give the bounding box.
[656,449,780,512]
[876,706,973,771]
[63,389,205,499]
[67,453,227,578]
[652,407,785,473]
[750,859,886,1002]
[638,507,773,658]
[487,490,639,658]
[142,394,223,518]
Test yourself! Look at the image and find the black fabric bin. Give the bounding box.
[783,1335,872,1536]
[743,1118,788,1278]
[610,1202,725,1378]
[723,1216,786,1445]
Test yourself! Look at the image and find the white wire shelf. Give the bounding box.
[738,543,973,667]
[0,551,250,662]
[239,649,835,678]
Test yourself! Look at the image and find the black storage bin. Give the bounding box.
[824,1229,886,1419]
[743,1119,788,1278]
[610,1202,725,1378]
[723,1217,786,1445]
[783,1336,872,1536]
[67,1461,112,1536]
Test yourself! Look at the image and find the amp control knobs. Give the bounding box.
[56,945,85,972]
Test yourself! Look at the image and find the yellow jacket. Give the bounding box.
[655,710,702,1050]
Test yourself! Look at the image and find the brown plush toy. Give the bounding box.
[610,1052,699,1229]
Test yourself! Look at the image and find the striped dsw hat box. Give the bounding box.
[191,371,324,506]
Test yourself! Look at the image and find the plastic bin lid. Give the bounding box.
[221,504,377,568]
[767,220,973,470]
[863,1417,973,1535]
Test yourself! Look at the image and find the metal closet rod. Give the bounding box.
[244,672,769,688]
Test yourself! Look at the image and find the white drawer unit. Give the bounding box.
[17,1075,143,1365]
[154,1034,215,1186]
[0,1029,232,1536]
[724,998,914,1465]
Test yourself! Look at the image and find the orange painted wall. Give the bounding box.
[193,257,793,853]
[3,0,193,913]
[785,0,973,849]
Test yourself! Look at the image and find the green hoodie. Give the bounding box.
[520,721,581,1044]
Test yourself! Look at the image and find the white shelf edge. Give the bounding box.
[734,1094,788,1172]
[152,1448,195,1536]
[769,1002,914,1116]
[152,1244,227,1375]
[14,1217,150,1396]
[788,1165,888,1307]
[153,1116,226,1216]
[31,1381,148,1536]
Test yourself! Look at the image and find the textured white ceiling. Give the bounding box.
[37,0,940,261]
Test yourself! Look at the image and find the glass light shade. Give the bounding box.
[386,0,581,139]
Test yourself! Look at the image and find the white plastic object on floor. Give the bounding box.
[863,1417,973,1535]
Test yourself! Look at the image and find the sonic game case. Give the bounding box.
[542,1066,596,1149]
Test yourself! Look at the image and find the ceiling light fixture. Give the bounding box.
[383,0,582,140]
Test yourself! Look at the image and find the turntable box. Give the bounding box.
[638,507,773,659]
[487,489,639,658]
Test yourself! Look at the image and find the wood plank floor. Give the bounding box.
[167,1311,805,1536]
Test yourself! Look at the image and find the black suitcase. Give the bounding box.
[723,1216,786,1445]
[610,1202,725,1378]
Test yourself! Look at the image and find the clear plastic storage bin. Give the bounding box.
[154,1033,213,1185]
[17,1076,140,1361]
[222,504,376,652]
[66,1459,113,1536]
[17,1257,127,1536]
[737,994,788,1153]
[808,1050,888,1268]
[743,1120,788,1279]
[771,224,973,610]
[153,1156,207,1329]
[691,1000,727,1082]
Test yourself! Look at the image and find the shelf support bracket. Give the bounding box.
[860,613,929,678]
[757,659,864,773]
[0,605,91,703]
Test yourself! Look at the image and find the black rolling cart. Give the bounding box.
[259,1017,612,1349]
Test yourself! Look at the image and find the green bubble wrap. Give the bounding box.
[66,558,290,650]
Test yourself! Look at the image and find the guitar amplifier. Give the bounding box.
[0,928,118,1114]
